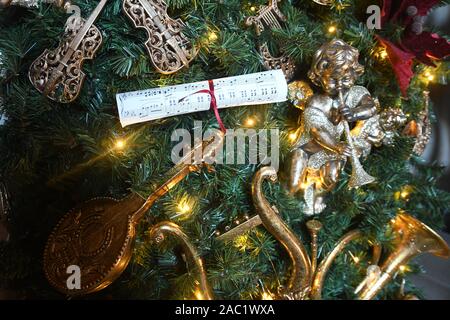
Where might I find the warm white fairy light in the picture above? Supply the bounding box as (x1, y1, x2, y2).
(178, 201, 191, 214)
(115, 139, 126, 150)
(245, 117, 256, 126)
(208, 31, 218, 41)
(289, 132, 298, 142)
(328, 25, 337, 34)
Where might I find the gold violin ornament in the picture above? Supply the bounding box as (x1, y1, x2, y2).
(29, 0, 107, 103)
(44, 133, 223, 296)
(149, 221, 213, 300)
(122, 0, 197, 74)
(250, 166, 449, 300)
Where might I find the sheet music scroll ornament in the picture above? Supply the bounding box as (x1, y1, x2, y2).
(116, 70, 288, 128)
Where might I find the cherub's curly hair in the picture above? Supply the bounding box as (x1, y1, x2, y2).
(308, 39, 364, 87)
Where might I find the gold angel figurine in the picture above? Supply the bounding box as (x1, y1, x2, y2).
(284, 39, 404, 215)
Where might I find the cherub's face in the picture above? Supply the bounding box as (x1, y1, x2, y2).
(319, 67, 357, 96)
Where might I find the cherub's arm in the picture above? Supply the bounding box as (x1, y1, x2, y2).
(351, 95, 377, 120)
(311, 128, 351, 157)
(340, 95, 377, 122)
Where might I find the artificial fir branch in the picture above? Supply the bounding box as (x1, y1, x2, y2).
(0, 0, 449, 299)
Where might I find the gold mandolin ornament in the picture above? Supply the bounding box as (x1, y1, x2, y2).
(28, 0, 107, 103)
(149, 221, 213, 300)
(247, 166, 449, 300)
(122, 0, 198, 74)
(43, 132, 223, 296)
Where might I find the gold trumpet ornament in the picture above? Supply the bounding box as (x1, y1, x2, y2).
(233, 166, 450, 300)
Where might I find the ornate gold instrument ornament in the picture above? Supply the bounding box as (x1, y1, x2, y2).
(244, 0, 286, 36)
(221, 166, 449, 300)
(252, 167, 312, 299)
(122, 0, 197, 74)
(403, 91, 432, 156)
(29, 0, 108, 103)
(44, 133, 223, 296)
(0, 0, 68, 8)
(311, 0, 334, 5)
(338, 90, 376, 189)
(355, 212, 450, 300)
(149, 222, 213, 300)
(244, 0, 295, 81)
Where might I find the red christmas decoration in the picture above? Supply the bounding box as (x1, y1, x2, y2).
(378, 0, 450, 96)
(377, 36, 415, 96)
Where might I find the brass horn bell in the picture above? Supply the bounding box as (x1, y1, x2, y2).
(356, 212, 450, 300)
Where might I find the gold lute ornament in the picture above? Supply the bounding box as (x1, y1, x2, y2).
(44, 133, 223, 296)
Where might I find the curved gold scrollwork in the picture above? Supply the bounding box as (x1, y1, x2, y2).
(251, 166, 312, 299)
(149, 221, 214, 300)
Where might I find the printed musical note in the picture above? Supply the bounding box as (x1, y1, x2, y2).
(115, 70, 288, 127)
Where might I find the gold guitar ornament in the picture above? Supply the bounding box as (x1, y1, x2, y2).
(44, 133, 223, 296)
(29, 0, 107, 103)
(122, 0, 197, 74)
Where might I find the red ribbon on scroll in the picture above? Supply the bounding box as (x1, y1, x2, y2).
(179, 79, 227, 133)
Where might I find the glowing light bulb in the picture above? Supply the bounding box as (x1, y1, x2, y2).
(246, 118, 255, 126)
(115, 139, 125, 150)
(289, 132, 298, 142)
(380, 49, 388, 60)
(194, 289, 204, 300)
(424, 71, 434, 82)
(349, 251, 360, 264)
(328, 25, 337, 33)
(178, 202, 191, 214)
(250, 6, 256, 12)
(399, 265, 407, 272)
(261, 292, 274, 300)
(208, 32, 218, 41)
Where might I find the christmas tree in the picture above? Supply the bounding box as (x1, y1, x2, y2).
(0, 0, 449, 300)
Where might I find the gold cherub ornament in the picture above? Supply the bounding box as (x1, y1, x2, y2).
(284, 39, 404, 215)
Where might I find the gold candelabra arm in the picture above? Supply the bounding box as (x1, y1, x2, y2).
(310, 230, 362, 300)
(149, 221, 214, 300)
